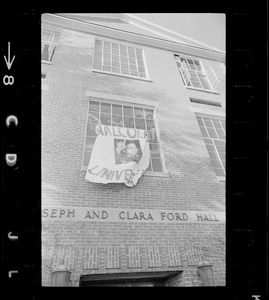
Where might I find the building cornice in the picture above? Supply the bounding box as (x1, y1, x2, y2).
(43, 14, 225, 63)
(121, 13, 225, 53)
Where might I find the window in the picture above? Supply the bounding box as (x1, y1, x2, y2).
(92, 39, 148, 79)
(196, 115, 226, 178)
(83, 99, 164, 173)
(41, 27, 60, 62)
(174, 55, 219, 92)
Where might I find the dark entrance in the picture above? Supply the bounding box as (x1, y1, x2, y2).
(79, 271, 182, 287)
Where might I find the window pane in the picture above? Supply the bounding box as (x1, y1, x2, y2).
(123, 106, 134, 117)
(136, 50, 143, 60)
(200, 127, 209, 138)
(150, 143, 160, 157)
(103, 59, 111, 67)
(100, 103, 110, 113)
(112, 104, 122, 115)
(220, 120, 226, 131)
(206, 144, 215, 152)
(219, 153, 225, 164)
(212, 120, 222, 129)
(121, 69, 129, 75)
(120, 56, 128, 64)
(135, 118, 146, 130)
(134, 107, 144, 118)
(207, 128, 218, 139)
(112, 60, 120, 68)
(194, 60, 202, 71)
(83, 151, 91, 167)
(120, 45, 127, 56)
(145, 109, 154, 119)
(138, 66, 145, 73)
(152, 158, 163, 172)
(112, 43, 119, 50)
(147, 160, 152, 171)
(215, 168, 225, 176)
(112, 68, 120, 73)
(121, 63, 129, 70)
(204, 138, 213, 144)
(42, 29, 52, 40)
(94, 51, 102, 59)
(137, 59, 144, 66)
(124, 117, 134, 128)
(189, 71, 202, 88)
(130, 71, 139, 77)
(42, 45, 50, 61)
(203, 118, 213, 128)
(199, 74, 211, 90)
(95, 44, 102, 52)
(216, 128, 225, 139)
(215, 144, 225, 153)
(139, 73, 146, 78)
(211, 159, 222, 169)
(85, 137, 96, 149)
(87, 122, 98, 137)
(95, 40, 102, 46)
(112, 115, 123, 127)
(93, 63, 102, 70)
(148, 128, 157, 143)
(100, 113, 111, 125)
(129, 57, 136, 65)
(103, 42, 111, 53)
(112, 55, 120, 62)
(128, 51, 136, 59)
(112, 48, 119, 55)
(104, 53, 110, 60)
(130, 64, 138, 71)
(187, 59, 196, 70)
(208, 151, 219, 160)
(88, 112, 99, 123)
(93, 57, 102, 66)
(196, 116, 203, 125)
(102, 66, 111, 72)
(214, 140, 225, 146)
(146, 119, 155, 130)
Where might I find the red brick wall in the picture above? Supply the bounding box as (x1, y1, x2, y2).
(42, 26, 225, 286)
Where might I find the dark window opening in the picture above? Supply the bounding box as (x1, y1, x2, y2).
(80, 271, 182, 287)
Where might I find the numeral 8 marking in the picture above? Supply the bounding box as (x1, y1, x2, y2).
(3, 75, 14, 85)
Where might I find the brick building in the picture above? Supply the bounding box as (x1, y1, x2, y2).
(41, 13, 226, 287)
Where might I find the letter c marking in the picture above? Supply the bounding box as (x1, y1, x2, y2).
(6, 115, 18, 127)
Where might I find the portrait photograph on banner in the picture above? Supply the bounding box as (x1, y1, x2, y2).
(85, 125, 150, 187)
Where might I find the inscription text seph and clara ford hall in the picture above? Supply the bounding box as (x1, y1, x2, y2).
(42, 13, 225, 287)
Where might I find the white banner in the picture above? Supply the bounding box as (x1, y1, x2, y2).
(85, 125, 150, 187)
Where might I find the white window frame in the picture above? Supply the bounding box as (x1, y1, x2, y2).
(81, 92, 168, 177)
(175, 54, 220, 94)
(92, 37, 151, 82)
(195, 112, 226, 182)
(41, 27, 59, 64)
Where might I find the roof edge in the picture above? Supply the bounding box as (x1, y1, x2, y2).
(42, 14, 225, 63)
(122, 13, 225, 54)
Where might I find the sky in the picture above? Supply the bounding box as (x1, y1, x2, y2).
(134, 13, 226, 52)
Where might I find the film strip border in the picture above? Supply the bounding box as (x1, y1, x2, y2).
(1, 6, 267, 300)
(1, 7, 41, 290)
(227, 11, 267, 300)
